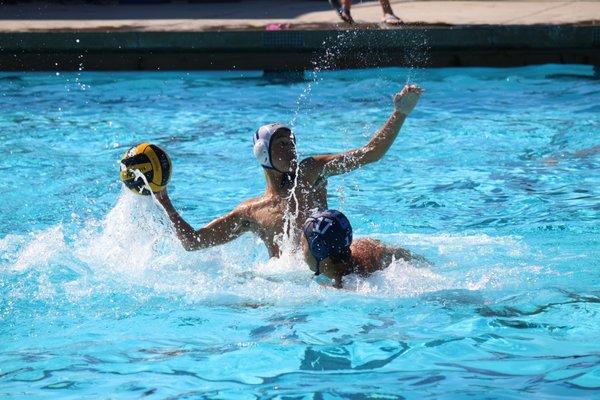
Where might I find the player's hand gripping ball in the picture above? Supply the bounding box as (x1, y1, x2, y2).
(119, 143, 172, 195)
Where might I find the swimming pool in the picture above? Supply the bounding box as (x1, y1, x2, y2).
(0, 65, 598, 398)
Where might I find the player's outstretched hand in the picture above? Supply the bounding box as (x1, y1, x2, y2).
(394, 84, 423, 116)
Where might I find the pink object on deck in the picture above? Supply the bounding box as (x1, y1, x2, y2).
(266, 23, 288, 31)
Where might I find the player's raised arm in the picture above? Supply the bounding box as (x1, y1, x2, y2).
(312, 84, 422, 178)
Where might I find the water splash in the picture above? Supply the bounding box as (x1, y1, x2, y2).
(0, 192, 549, 310)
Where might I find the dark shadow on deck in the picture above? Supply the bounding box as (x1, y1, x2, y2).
(0, 0, 332, 20)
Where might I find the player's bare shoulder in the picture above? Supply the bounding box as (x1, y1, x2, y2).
(236, 196, 265, 216)
(236, 195, 281, 220)
(350, 238, 388, 274)
(299, 156, 327, 186)
(299, 156, 320, 175)
(352, 238, 386, 256)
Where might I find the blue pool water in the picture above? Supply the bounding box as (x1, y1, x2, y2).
(0, 65, 599, 398)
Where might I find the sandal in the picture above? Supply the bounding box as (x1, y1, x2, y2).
(381, 13, 403, 26)
(329, 0, 354, 24)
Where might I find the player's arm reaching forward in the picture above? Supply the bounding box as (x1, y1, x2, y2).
(156, 190, 251, 251)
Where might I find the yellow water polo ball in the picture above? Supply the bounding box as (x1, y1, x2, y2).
(119, 143, 172, 195)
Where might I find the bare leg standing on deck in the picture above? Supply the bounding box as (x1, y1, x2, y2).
(329, 0, 404, 26)
(379, 0, 403, 25)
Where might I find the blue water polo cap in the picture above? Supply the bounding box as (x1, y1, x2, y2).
(253, 123, 294, 171)
(303, 209, 353, 265)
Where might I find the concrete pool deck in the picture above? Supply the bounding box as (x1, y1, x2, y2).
(0, 0, 599, 70)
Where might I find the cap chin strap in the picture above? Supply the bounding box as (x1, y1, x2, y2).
(259, 161, 294, 189)
(262, 163, 287, 175)
(308, 234, 322, 276)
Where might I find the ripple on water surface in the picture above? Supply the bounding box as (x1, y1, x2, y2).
(0, 65, 599, 398)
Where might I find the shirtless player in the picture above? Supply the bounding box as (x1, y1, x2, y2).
(156, 84, 422, 257)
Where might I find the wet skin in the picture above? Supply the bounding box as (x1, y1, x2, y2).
(158, 132, 330, 257)
(302, 235, 413, 289)
(156, 84, 423, 258)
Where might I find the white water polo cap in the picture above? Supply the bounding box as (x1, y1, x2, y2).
(252, 123, 295, 170)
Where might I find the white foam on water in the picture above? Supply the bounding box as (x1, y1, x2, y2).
(372, 232, 528, 257)
(66, 190, 324, 305)
(8, 226, 68, 272)
(72, 190, 177, 277)
(343, 258, 451, 297)
(0, 233, 27, 265)
(0, 190, 546, 306)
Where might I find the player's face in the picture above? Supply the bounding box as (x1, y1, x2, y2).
(271, 132, 297, 173)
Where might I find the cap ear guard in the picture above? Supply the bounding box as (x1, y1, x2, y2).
(253, 137, 272, 169)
